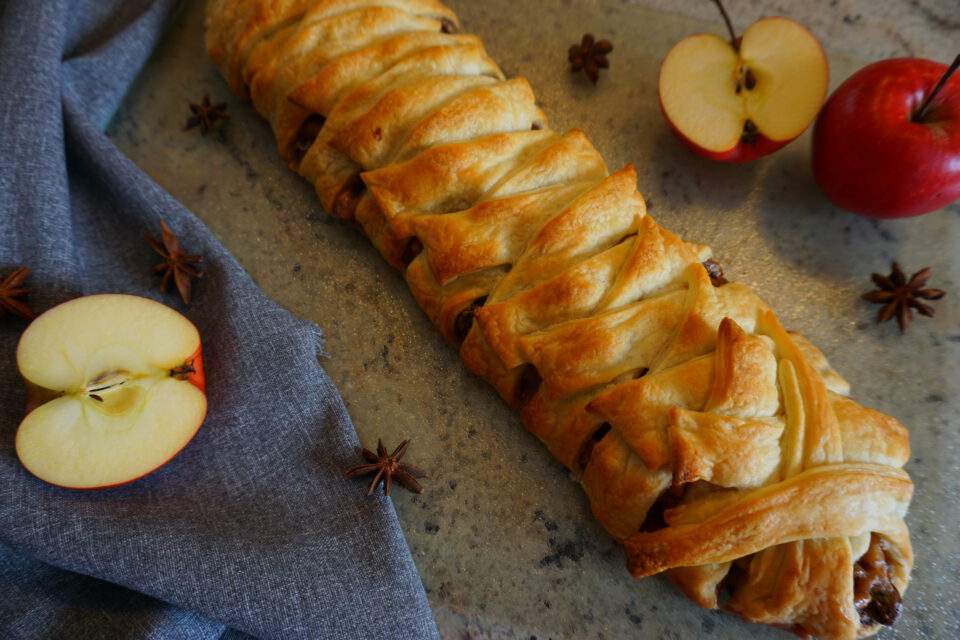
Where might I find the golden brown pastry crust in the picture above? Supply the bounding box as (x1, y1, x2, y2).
(204, 2, 914, 637)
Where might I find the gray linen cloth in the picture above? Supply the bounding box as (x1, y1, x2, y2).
(0, 0, 439, 638)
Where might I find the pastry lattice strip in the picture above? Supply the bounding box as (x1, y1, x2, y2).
(204, 2, 914, 637)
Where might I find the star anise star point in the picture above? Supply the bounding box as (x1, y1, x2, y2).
(344, 439, 428, 496)
(568, 33, 613, 84)
(148, 220, 203, 304)
(861, 262, 945, 332)
(184, 93, 230, 136)
(0, 266, 36, 321)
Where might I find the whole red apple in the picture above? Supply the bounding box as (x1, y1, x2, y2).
(812, 56, 960, 218)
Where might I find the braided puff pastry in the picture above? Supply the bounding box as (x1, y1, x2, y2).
(204, 1, 913, 637)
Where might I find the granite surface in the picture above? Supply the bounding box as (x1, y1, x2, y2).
(107, 0, 959, 638)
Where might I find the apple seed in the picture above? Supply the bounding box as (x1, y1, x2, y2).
(83, 371, 131, 401)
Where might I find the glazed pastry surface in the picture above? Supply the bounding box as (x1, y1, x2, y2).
(204, 2, 914, 637)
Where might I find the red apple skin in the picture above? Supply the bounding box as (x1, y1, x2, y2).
(812, 57, 960, 218)
(658, 95, 792, 162)
(182, 345, 206, 394)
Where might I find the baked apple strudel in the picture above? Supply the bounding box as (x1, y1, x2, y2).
(204, 1, 913, 637)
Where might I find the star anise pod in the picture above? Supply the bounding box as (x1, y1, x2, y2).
(148, 220, 203, 304)
(183, 93, 230, 135)
(568, 33, 613, 84)
(861, 262, 945, 332)
(0, 266, 36, 321)
(344, 439, 428, 496)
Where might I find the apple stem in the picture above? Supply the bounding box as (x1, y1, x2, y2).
(913, 53, 960, 123)
(711, 0, 739, 50)
(741, 119, 759, 145)
(170, 361, 197, 381)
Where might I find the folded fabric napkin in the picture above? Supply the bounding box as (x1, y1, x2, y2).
(0, 0, 439, 637)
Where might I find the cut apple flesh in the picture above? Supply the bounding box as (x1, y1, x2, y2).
(15, 294, 207, 489)
(659, 17, 828, 152)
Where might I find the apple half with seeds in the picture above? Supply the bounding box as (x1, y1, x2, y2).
(659, 15, 829, 162)
(15, 294, 206, 489)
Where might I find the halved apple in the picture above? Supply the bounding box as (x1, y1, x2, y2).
(15, 294, 207, 489)
(658, 16, 828, 162)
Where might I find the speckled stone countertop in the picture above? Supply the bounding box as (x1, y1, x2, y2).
(107, 1, 959, 638)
